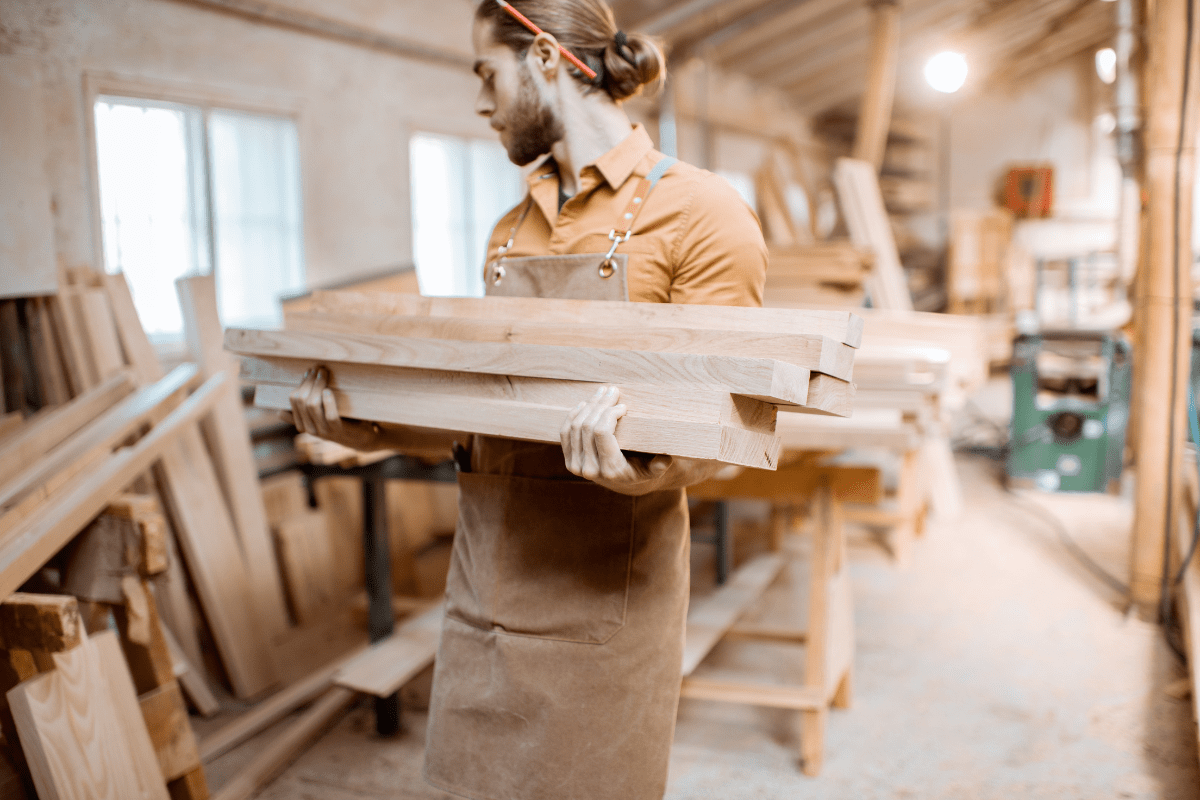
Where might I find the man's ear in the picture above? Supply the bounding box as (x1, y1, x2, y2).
(529, 32, 561, 76)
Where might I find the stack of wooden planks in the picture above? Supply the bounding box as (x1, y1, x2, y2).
(764, 243, 874, 307)
(226, 291, 864, 471)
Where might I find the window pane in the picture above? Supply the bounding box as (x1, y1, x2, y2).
(411, 133, 521, 297)
(208, 110, 305, 329)
(94, 98, 206, 338)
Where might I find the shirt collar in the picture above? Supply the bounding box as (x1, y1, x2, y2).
(523, 124, 656, 194)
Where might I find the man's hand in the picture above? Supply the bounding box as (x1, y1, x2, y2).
(281, 366, 384, 452)
(560, 386, 722, 495)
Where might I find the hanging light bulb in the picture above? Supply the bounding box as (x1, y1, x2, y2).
(925, 51, 968, 94)
(1095, 48, 1117, 84)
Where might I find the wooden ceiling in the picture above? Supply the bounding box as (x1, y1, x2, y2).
(611, 0, 1118, 114)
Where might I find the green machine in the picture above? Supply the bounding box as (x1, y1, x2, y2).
(1007, 331, 1132, 493)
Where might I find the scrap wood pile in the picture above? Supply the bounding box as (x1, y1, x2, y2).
(0, 272, 414, 799)
(226, 291, 864, 471)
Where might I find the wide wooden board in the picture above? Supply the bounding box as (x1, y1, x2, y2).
(335, 603, 443, 697)
(177, 275, 290, 639)
(308, 290, 865, 348)
(253, 383, 783, 470)
(227, 327, 816, 407)
(285, 310, 856, 381)
(8, 631, 169, 800)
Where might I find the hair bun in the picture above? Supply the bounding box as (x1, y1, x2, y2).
(602, 30, 665, 101)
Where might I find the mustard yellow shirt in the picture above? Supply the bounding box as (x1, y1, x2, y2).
(485, 125, 767, 308)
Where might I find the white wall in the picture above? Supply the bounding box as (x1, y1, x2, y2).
(0, 0, 492, 291)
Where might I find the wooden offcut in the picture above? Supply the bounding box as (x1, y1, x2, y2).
(834, 157, 913, 311)
(335, 602, 443, 697)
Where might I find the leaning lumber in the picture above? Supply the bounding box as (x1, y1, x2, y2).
(0, 372, 227, 601)
(0, 364, 199, 515)
(227, 327, 819, 407)
(307, 291, 865, 348)
(177, 276, 290, 639)
(8, 630, 169, 800)
(285, 310, 856, 381)
(682, 554, 785, 677)
(105, 273, 277, 699)
(0, 372, 135, 488)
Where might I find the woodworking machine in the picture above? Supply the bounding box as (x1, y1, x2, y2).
(1007, 330, 1131, 493)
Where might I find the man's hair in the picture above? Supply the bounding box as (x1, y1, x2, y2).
(475, 0, 665, 102)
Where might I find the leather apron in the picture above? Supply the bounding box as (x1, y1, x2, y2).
(424, 159, 690, 800)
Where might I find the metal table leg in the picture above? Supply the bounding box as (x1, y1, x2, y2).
(362, 475, 399, 735)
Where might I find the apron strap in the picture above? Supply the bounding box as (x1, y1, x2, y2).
(601, 156, 677, 271)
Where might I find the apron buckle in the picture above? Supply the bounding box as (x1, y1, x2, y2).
(601, 229, 631, 279)
(492, 263, 506, 285)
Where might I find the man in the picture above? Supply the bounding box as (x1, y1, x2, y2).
(287, 1, 768, 797)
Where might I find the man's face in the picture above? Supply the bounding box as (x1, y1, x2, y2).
(473, 18, 565, 166)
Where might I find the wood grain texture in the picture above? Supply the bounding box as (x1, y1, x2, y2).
(252, 383, 782, 469)
(8, 631, 168, 800)
(307, 290, 865, 348)
(227, 327, 815, 407)
(682, 554, 785, 676)
(176, 275, 290, 640)
(0, 594, 81, 653)
(274, 511, 336, 626)
(241, 356, 778, 434)
(285, 310, 856, 381)
(833, 158, 913, 311)
(688, 462, 882, 506)
(0, 372, 227, 602)
(92, 631, 170, 799)
(0, 364, 197, 515)
(104, 275, 277, 698)
(335, 603, 442, 697)
(138, 682, 200, 782)
(0, 372, 134, 488)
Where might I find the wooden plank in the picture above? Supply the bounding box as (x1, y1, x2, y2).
(8, 631, 168, 800)
(335, 603, 442, 697)
(161, 628, 219, 718)
(285, 310, 856, 381)
(176, 276, 290, 639)
(689, 462, 883, 506)
(137, 682, 201, 782)
(92, 631, 171, 799)
(0, 372, 135, 488)
(682, 554, 785, 677)
(44, 296, 86, 397)
(252, 383, 782, 470)
(26, 299, 70, 408)
(0, 412, 21, 442)
(198, 643, 366, 763)
(72, 289, 125, 383)
(0, 301, 32, 414)
(274, 511, 336, 626)
(852, 0, 900, 171)
(227, 327, 817, 408)
(0, 594, 82, 653)
(55, 288, 99, 391)
(103, 276, 277, 698)
(833, 158, 913, 311)
(679, 678, 824, 710)
(775, 407, 922, 451)
(308, 291, 865, 348)
(207, 687, 355, 800)
(242, 356, 778, 434)
(0, 364, 198, 515)
(0, 372, 228, 601)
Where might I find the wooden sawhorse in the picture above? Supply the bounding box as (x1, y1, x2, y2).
(682, 456, 881, 775)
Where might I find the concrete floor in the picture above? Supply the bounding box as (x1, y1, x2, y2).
(217, 454, 1200, 800)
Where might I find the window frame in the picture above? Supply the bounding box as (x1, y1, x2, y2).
(83, 71, 305, 353)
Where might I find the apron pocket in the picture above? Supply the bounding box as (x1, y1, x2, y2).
(447, 472, 635, 644)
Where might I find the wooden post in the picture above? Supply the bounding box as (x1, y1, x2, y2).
(852, 0, 901, 172)
(1129, 0, 1200, 612)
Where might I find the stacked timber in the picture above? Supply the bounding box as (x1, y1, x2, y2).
(226, 291, 863, 471)
(765, 243, 873, 307)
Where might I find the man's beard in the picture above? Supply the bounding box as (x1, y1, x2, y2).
(502, 64, 564, 166)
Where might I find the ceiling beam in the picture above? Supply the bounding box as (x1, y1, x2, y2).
(728, 4, 869, 79)
(706, 0, 848, 63)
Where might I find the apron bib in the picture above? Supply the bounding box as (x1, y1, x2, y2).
(424, 158, 688, 800)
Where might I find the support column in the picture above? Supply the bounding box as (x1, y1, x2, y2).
(1130, 0, 1199, 612)
(852, 0, 901, 172)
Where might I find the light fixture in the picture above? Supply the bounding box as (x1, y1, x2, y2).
(1095, 47, 1117, 84)
(925, 51, 968, 94)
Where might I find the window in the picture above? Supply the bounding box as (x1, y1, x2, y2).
(94, 97, 304, 339)
(410, 133, 523, 297)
